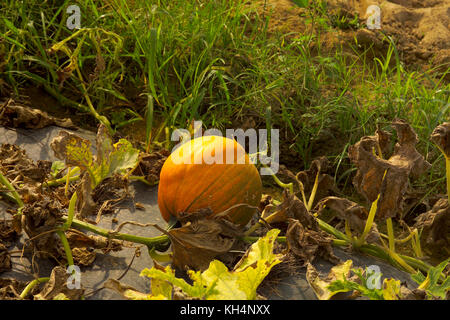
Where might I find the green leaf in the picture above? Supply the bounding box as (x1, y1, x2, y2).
(107, 139, 140, 177)
(50, 160, 66, 178)
(412, 258, 450, 300)
(141, 265, 208, 299)
(52, 125, 139, 188)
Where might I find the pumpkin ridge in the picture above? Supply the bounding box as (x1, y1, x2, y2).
(211, 167, 261, 223)
(183, 163, 235, 213)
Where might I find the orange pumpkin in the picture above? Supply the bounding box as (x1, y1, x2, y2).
(157, 135, 262, 226)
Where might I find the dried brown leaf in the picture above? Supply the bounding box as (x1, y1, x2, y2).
(34, 266, 84, 300)
(0, 144, 48, 185)
(348, 119, 431, 221)
(0, 101, 74, 129)
(315, 196, 369, 235)
(66, 230, 122, 253)
(0, 220, 19, 247)
(75, 173, 97, 218)
(71, 247, 96, 266)
(21, 196, 63, 259)
(414, 198, 450, 254)
(168, 210, 242, 271)
(135, 150, 170, 185)
(431, 122, 450, 157)
(277, 190, 317, 229)
(0, 278, 28, 300)
(0, 243, 11, 273)
(296, 156, 338, 207)
(286, 219, 340, 266)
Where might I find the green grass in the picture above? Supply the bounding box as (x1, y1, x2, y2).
(0, 0, 449, 194)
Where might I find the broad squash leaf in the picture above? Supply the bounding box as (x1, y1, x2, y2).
(113, 229, 283, 300)
(411, 258, 450, 300)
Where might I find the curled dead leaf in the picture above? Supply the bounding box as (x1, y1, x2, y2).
(0, 100, 74, 129)
(348, 119, 431, 220)
(21, 196, 63, 259)
(0, 144, 49, 185)
(296, 156, 338, 207)
(315, 196, 368, 234)
(135, 150, 171, 185)
(167, 209, 242, 271)
(414, 198, 450, 255)
(277, 190, 317, 229)
(34, 266, 84, 300)
(0, 243, 11, 273)
(0, 278, 29, 300)
(66, 230, 122, 253)
(286, 219, 340, 266)
(71, 247, 96, 267)
(430, 122, 450, 158)
(75, 173, 97, 218)
(0, 220, 19, 247)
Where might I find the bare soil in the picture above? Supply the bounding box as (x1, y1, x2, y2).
(256, 0, 450, 75)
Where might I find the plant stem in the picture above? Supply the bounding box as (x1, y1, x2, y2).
(306, 170, 320, 211)
(386, 217, 395, 252)
(20, 277, 50, 299)
(56, 230, 74, 267)
(357, 194, 380, 246)
(45, 171, 80, 187)
(61, 192, 77, 231)
(0, 172, 24, 209)
(264, 164, 294, 194)
(65, 217, 170, 251)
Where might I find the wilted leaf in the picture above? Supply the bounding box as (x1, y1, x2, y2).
(135, 150, 171, 185)
(0, 144, 49, 184)
(50, 130, 94, 172)
(348, 119, 431, 220)
(104, 279, 166, 300)
(75, 173, 97, 218)
(306, 260, 354, 300)
(0, 100, 74, 129)
(100, 138, 139, 180)
(22, 196, 64, 259)
(431, 122, 450, 158)
(286, 219, 340, 266)
(71, 247, 96, 266)
(414, 198, 450, 254)
(34, 266, 84, 300)
(167, 211, 241, 271)
(66, 230, 122, 253)
(296, 157, 338, 207)
(382, 278, 401, 300)
(139, 229, 283, 300)
(315, 196, 369, 234)
(0, 243, 11, 273)
(51, 125, 139, 188)
(277, 191, 317, 229)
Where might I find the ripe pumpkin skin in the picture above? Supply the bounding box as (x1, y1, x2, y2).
(157, 135, 262, 226)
